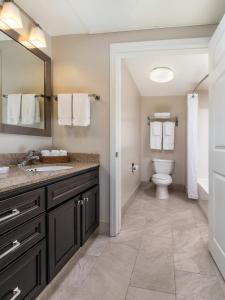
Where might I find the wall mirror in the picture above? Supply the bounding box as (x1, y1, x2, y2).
(0, 29, 51, 136)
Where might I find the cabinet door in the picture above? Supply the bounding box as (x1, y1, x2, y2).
(48, 197, 81, 280)
(82, 186, 99, 245)
(0, 240, 46, 300)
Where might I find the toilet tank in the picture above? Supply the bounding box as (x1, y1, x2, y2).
(152, 159, 175, 174)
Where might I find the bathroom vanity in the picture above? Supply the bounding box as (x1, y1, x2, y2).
(0, 163, 99, 299)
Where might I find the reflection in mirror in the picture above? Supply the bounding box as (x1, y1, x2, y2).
(0, 31, 45, 129)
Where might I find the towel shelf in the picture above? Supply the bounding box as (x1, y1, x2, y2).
(2, 94, 100, 101)
(147, 116, 178, 127)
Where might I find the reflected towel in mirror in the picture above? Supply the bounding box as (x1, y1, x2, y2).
(21, 94, 40, 125)
(6, 94, 21, 125)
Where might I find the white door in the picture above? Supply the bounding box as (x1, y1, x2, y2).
(209, 14, 225, 278)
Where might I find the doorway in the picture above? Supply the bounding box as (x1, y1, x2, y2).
(110, 37, 209, 237)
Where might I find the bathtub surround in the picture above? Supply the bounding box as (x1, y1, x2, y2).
(141, 95, 187, 188)
(121, 62, 141, 209)
(198, 181, 209, 219)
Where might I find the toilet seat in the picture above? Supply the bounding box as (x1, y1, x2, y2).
(152, 173, 172, 186)
(152, 173, 171, 181)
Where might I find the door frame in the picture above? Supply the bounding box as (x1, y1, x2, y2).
(110, 37, 210, 236)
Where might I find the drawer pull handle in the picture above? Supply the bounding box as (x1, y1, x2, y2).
(10, 287, 21, 300)
(0, 240, 21, 259)
(0, 209, 20, 223)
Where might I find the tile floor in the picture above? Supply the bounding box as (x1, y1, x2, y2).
(38, 185, 225, 300)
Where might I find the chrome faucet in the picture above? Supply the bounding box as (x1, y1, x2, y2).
(18, 150, 40, 167)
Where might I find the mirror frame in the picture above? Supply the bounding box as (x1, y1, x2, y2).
(0, 28, 52, 137)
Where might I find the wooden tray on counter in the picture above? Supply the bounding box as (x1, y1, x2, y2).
(40, 156, 70, 164)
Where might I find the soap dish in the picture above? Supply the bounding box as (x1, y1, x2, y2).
(0, 166, 10, 174)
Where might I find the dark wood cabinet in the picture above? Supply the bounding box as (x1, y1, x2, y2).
(0, 166, 99, 299)
(0, 215, 45, 271)
(0, 240, 46, 300)
(47, 169, 99, 209)
(0, 188, 45, 236)
(82, 186, 99, 245)
(48, 196, 81, 280)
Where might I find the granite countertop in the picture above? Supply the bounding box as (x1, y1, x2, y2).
(0, 162, 99, 194)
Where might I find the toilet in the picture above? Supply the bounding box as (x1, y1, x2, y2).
(151, 159, 175, 199)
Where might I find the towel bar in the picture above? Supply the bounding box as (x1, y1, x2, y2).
(2, 94, 100, 101)
(2, 94, 51, 100)
(53, 94, 100, 101)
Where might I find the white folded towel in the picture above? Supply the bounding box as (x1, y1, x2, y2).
(72, 93, 90, 126)
(21, 94, 39, 125)
(150, 121, 162, 150)
(153, 112, 171, 119)
(163, 122, 175, 150)
(58, 94, 72, 126)
(6, 94, 21, 125)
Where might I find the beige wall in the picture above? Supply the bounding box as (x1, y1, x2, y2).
(198, 90, 209, 179)
(52, 25, 215, 225)
(141, 96, 187, 186)
(121, 62, 141, 208)
(0, 9, 52, 153)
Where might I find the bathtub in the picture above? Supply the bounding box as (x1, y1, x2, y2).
(198, 177, 208, 218)
(198, 178, 209, 200)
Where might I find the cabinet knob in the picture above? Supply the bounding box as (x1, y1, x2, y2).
(86, 197, 89, 202)
(77, 200, 81, 206)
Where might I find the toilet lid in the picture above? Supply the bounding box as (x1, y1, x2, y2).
(152, 173, 171, 181)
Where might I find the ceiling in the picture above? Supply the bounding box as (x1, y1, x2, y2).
(125, 53, 209, 96)
(15, 0, 225, 36)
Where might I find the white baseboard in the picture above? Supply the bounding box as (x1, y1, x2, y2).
(122, 183, 141, 216)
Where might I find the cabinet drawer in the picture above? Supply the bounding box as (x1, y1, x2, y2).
(0, 240, 46, 300)
(0, 188, 45, 236)
(47, 169, 98, 209)
(0, 214, 45, 271)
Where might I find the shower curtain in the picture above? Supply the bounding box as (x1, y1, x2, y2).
(187, 93, 199, 199)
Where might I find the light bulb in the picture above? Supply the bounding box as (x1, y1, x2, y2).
(0, 1, 23, 29)
(29, 25, 47, 48)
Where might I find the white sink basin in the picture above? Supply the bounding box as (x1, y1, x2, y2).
(27, 166, 73, 172)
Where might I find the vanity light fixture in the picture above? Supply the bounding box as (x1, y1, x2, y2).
(0, 0, 23, 29)
(29, 25, 47, 48)
(150, 67, 174, 83)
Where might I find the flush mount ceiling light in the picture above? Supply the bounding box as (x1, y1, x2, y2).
(29, 25, 47, 48)
(0, 1, 23, 29)
(150, 67, 174, 83)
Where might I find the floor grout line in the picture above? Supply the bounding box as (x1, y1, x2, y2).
(124, 230, 144, 299)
